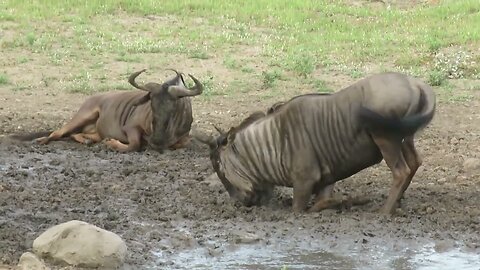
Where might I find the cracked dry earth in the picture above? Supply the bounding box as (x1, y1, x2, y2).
(0, 87, 480, 270)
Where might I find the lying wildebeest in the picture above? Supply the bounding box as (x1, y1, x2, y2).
(12, 69, 203, 152)
(195, 72, 436, 215)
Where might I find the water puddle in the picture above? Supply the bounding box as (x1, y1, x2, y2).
(411, 244, 480, 270)
(151, 234, 480, 270)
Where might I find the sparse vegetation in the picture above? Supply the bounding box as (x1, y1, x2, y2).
(311, 79, 333, 93)
(0, 73, 9, 85)
(0, 0, 479, 101)
(262, 69, 282, 89)
(428, 69, 447, 86)
(116, 53, 142, 63)
(66, 71, 94, 94)
(288, 52, 316, 78)
(223, 56, 239, 70)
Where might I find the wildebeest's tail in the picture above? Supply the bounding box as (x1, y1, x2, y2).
(359, 86, 436, 137)
(9, 131, 51, 141)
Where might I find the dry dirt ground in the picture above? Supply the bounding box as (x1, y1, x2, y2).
(1, 77, 480, 269)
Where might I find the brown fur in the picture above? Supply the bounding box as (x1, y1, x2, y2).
(197, 72, 436, 215)
(11, 69, 203, 152)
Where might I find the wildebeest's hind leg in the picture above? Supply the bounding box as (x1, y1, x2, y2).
(371, 134, 411, 215)
(397, 136, 422, 205)
(70, 132, 102, 145)
(36, 106, 100, 145)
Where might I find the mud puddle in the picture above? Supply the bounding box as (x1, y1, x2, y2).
(152, 231, 480, 270)
(1, 137, 480, 269)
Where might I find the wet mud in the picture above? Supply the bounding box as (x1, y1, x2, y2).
(1, 98, 480, 269)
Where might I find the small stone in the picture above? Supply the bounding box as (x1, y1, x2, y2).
(203, 173, 222, 187)
(450, 137, 459, 145)
(437, 177, 447, 184)
(233, 231, 261, 244)
(463, 158, 480, 172)
(17, 252, 50, 270)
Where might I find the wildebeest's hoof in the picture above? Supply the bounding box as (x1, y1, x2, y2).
(35, 137, 49, 145)
(379, 206, 395, 215)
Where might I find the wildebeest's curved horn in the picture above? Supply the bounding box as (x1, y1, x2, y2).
(168, 74, 203, 98)
(213, 125, 225, 135)
(164, 68, 186, 86)
(128, 69, 150, 92)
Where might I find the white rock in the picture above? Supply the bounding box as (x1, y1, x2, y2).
(463, 158, 480, 172)
(33, 220, 127, 269)
(203, 173, 222, 187)
(17, 252, 50, 270)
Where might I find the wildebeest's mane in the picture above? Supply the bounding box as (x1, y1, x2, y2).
(226, 111, 266, 142)
(285, 92, 332, 103)
(268, 92, 332, 114)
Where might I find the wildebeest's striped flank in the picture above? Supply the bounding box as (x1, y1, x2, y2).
(196, 72, 436, 215)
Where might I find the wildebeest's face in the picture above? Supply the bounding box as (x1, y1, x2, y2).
(194, 112, 271, 206)
(206, 132, 264, 206)
(128, 69, 203, 151)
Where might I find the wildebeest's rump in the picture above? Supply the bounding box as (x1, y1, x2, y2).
(195, 72, 436, 215)
(11, 69, 203, 153)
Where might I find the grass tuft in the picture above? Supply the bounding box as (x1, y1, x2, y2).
(262, 69, 282, 89)
(0, 73, 10, 85)
(428, 69, 446, 86)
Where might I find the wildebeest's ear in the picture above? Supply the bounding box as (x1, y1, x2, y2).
(191, 129, 216, 148)
(226, 127, 236, 144)
(163, 69, 184, 86)
(132, 93, 151, 106)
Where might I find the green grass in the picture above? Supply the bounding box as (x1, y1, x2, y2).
(262, 69, 283, 89)
(0, 73, 10, 85)
(115, 53, 142, 63)
(1, 0, 479, 99)
(311, 79, 333, 93)
(438, 82, 474, 103)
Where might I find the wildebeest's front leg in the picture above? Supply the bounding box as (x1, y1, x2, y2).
(309, 184, 343, 212)
(372, 134, 411, 215)
(169, 134, 191, 150)
(291, 149, 321, 212)
(104, 126, 143, 152)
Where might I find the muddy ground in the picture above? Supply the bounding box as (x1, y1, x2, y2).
(1, 82, 480, 269)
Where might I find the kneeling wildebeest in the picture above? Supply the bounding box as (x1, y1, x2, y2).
(12, 69, 203, 152)
(195, 72, 436, 215)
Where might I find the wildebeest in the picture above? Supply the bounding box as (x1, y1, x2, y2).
(12, 69, 203, 152)
(195, 72, 436, 215)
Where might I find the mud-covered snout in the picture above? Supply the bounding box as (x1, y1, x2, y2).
(228, 185, 273, 207)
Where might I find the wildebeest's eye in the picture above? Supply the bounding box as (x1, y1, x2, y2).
(217, 135, 228, 147)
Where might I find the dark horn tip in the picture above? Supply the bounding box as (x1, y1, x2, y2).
(165, 68, 181, 75)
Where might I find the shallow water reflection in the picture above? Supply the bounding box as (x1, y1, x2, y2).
(153, 239, 480, 270)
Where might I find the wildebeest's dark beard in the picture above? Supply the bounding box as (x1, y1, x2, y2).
(147, 115, 172, 151)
